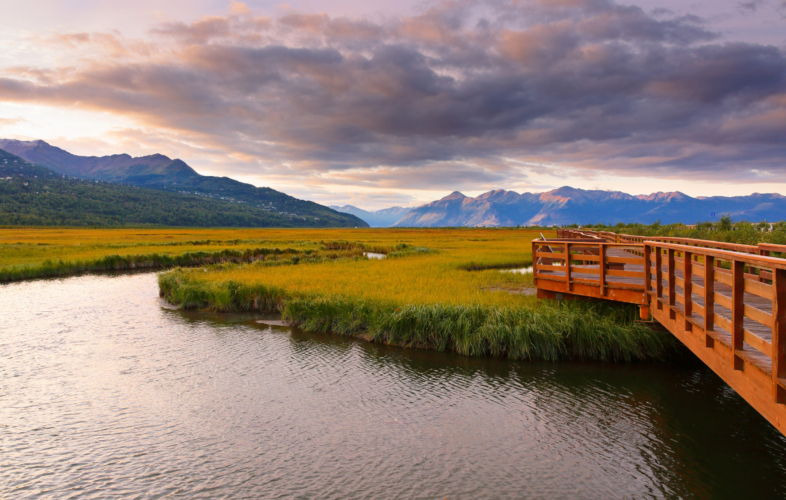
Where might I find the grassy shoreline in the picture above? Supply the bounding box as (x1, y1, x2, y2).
(158, 267, 677, 362)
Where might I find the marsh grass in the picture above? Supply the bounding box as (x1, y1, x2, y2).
(158, 267, 677, 362)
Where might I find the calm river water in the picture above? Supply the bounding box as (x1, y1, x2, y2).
(2, 273, 786, 499)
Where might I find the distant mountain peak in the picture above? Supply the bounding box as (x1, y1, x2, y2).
(443, 191, 467, 200)
(329, 204, 413, 227)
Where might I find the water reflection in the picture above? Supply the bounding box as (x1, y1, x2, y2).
(364, 252, 386, 259)
(1, 273, 785, 499)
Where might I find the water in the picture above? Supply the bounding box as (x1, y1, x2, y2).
(364, 252, 386, 259)
(2, 273, 786, 499)
(501, 266, 533, 274)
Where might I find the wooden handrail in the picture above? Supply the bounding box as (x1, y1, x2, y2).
(645, 241, 786, 271)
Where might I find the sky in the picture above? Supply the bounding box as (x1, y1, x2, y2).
(1, 0, 785, 210)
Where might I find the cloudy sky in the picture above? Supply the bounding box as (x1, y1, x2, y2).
(1, 0, 785, 209)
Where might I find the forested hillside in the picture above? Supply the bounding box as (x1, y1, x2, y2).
(0, 150, 366, 227)
(0, 139, 366, 226)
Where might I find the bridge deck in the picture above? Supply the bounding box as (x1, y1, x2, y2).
(534, 230, 786, 437)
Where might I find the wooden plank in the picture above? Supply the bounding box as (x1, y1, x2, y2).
(773, 268, 786, 403)
(745, 278, 773, 300)
(535, 251, 566, 260)
(693, 301, 705, 319)
(534, 272, 564, 282)
(744, 329, 773, 358)
(745, 271, 762, 282)
(535, 264, 566, 272)
(733, 260, 745, 369)
(716, 269, 732, 287)
(714, 292, 732, 310)
(572, 267, 601, 275)
(715, 313, 733, 333)
(606, 269, 645, 278)
(760, 243, 786, 254)
(744, 304, 774, 328)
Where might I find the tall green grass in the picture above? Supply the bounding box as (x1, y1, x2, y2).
(159, 269, 676, 362)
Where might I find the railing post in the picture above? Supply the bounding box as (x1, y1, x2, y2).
(565, 242, 571, 292)
(684, 251, 693, 328)
(599, 243, 606, 297)
(668, 248, 676, 308)
(643, 244, 651, 293)
(656, 247, 663, 300)
(732, 260, 744, 370)
(705, 256, 715, 335)
(772, 268, 786, 403)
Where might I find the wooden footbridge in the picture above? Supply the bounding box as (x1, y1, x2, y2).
(533, 229, 786, 436)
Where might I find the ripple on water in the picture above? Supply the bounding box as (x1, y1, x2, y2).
(1, 273, 786, 499)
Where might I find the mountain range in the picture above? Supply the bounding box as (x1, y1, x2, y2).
(3, 139, 783, 228)
(389, 188, 786, 227)
(0, 139, 367, 228)
(329, 205, 412, 227)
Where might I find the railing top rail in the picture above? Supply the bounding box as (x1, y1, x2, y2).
(759, 243, 786, 253)
(533, 239, 644, 248)
(536, 238, 608, 243)
(575, 230, 760, 254)
(641, 236, 758, 253)
(645, 240, 786, 270)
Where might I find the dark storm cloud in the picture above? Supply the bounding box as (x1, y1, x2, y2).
(2, 0, 786, 184)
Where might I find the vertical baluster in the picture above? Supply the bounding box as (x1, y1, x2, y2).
(565, 242, 571, 292)
(656, 247, 663, 300)
(772, 268, 786, 403)
(599, 244, 606, 297)
(668, 248, 676, 307)
(643, 244, 651, 294)
(732, 260, 744, 370)
(705, 256, 715, 334)
(684, 251, 693, 329)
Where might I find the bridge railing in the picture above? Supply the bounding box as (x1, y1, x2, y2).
(644, 241, 786, 403)
(532, 238, 646, 297)
(544, 229, 786, 428)
(559, 228, 786, 258)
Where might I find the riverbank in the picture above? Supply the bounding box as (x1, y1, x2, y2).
(158, 239, 677, 362)
(160, 271, 674, 361)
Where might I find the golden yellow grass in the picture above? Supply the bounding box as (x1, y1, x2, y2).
(0, 227, 545, 306)
(157, 228, 675, 361)
(163, 228, 544, 307)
